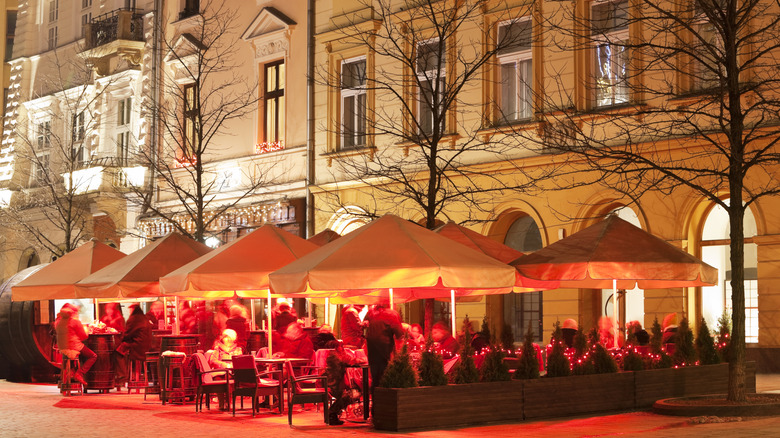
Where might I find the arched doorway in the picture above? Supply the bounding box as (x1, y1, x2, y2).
(328, 206, 369, 235)
(17, 248, 40, 271)
(503, 215, 544, 342)
(700, 201, 758, 343)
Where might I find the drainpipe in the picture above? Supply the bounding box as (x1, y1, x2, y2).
(146, 0, 163, 217)
(305, 0, 315, 238)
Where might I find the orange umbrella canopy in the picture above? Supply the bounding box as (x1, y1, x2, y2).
(160, 225, 320, 298)
(75, 233, 212, 299)
(511, 216, 718, 289)
(11, 241, 126, 301)
(269, 214, 517, 300)
(307, 228, 341, 246)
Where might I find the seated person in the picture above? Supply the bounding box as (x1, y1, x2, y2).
(325, 342, 363, 425)
(598, 316, 623, 349)
(312, 324, 338, 350)
(274, 322, 314, 360)
(662, 313, 678, 345)
(561, 318, 578, 348)
(209, 329, 242, 369)
(626, 320, 650, 346)
(470, 332, 490, 353)
(273, 300, 298, 335)
(225, 305, 249, 351)
(431, 322, 459, 359)
(406, 323, 425, 351)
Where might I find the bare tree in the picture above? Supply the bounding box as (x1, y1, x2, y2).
(133, 0, 268, 243)
(317, 0, 550, 230)
(514, 0, 780, 401)
(0, 51, 119, 259)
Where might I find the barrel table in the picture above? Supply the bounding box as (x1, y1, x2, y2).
(159, 334, 198, 404)
(246, 330, 267, 354)
(84, 333, 120, 394)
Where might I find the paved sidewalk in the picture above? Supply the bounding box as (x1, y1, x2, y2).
(1, 374, 780, 437)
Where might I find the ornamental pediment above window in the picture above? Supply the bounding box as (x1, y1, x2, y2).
(242, 7, 296, 60)
(164, 33, 207, 84)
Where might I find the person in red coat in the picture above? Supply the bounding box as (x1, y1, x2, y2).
(431, 322, 459, 359)
(340, 304, 365, 349)
(54, 303, 97, 386)
(274, 322, 314, 360)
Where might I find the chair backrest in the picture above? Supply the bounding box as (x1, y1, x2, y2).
(231, 355, 258, 387)
(284, 360, 302, 393)
(313, 349, 334, 369)
(193, 352, 215, 384)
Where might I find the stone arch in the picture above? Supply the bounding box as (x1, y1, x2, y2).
(327, 206, 370, 235)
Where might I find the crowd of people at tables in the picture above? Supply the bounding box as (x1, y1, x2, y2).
(56, 297, 680, 425)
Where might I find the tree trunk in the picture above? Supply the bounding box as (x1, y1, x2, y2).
(727, 194, 746, 402)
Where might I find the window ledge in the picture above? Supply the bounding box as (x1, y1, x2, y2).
(322, 145, 377, 166)
(478, 119, 541, 140)
(395, 133, 462, 152)
(575, 102, 649, 122)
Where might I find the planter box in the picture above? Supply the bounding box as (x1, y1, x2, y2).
(523, 372, 635, 420)
(372, 362, 756, 431)
(634, 362, 756, 407)
(373, 380, 523, 431)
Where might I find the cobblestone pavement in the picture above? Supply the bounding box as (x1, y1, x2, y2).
(1, 374, 780, 438)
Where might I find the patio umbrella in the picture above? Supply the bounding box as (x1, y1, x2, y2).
(434, 221, 558, 292)
(511, 215, 718, 334)
(269, 214, 519, 335)
(307, 228, 341, 246)
(159, 225, 320, 355)
(75, 233, 212, 300)
(11, 240, 126, 301)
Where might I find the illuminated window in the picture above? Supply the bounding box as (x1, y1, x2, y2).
(417, 39, 445, 135)
(498, 18, 533, 122)
(264, 60, 285, 143)
(341, 57, 366, 149)
(592, 0, 629, 107)
(504, 215, 544, 343)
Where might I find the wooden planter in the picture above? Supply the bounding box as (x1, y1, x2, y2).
(372, 362, 756, 431)
(372, 380, 523, 431)
(523, 372, 635, 420)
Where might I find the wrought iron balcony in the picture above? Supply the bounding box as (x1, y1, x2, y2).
(82, 8, 145, 75)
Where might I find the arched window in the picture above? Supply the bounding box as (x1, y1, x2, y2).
(504, 215, 543, 342)
(18, 248, 40, 271)
(328, 206, 369, 236)
(701, 201, 758, 343)
(601, 207, 644, 325)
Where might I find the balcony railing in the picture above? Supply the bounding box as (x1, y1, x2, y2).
(85, 8, 144, 50)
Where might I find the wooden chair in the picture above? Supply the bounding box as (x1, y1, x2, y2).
(192, 352, 231, 412)
(231, 355, 283, 417)
(284, 359, 328, 426)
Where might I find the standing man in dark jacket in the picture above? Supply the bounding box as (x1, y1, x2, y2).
(365, 303, 403, 392)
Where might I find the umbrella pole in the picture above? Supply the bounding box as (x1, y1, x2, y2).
(174, 296, 180, 335)
(267, 291, 273, 357)
(93, 298, 98, 322)
(325, 298, 330, 327)
(306, 298, 312, 327)
(250, 298, 256, 330)
(389, 288, 394, 311)
(451, 290, 456, 339)
(613, 279, 618, 348)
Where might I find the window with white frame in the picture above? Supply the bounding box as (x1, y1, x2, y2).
(72, 112, 85, 142)
(416, 39, 446, 135)
(48, 0, 59, 23)
(47, 26, 58, 50)
(117, 97, 132, 166)
(37, 121, 51, 149)
(591, 0, 629, 107)
(497, 18, 533, 122)
(31, 152, 50, 186)
(263, 60, 285, 144)
(691, 1, 724, 91)
(340, 57, 367, 149)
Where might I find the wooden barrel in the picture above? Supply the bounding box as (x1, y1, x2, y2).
(0, 266, 59, 382)
(85, 333, 118, 391)
(246, 330, 267, 353)
(159, 335, 197, 391)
